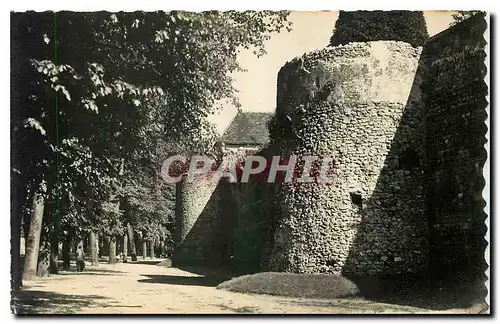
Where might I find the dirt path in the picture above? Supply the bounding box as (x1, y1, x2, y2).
(12, 262, 486, 314)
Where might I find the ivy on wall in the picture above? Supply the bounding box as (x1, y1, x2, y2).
(330, 11, 429, 47)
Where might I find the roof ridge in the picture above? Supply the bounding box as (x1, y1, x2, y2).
(221, 111, 273, 146)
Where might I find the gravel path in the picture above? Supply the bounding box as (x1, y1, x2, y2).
(12, 262, 486, 314)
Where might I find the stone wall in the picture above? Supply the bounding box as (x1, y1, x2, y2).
(421, 14, 488, 278)
(172, 172, 230, 267)
(172, 150, 272, 272)
(173, 15, 488, 279)
(229, 180, 277, 275)
(267, 41, 428, 276)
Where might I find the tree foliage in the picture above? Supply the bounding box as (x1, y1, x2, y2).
(11, 11, 291, 259)
(329, 11, 428, 47)
(450, 11, 485, 26)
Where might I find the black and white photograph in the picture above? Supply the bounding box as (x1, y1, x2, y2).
(9, 6, 490, 315)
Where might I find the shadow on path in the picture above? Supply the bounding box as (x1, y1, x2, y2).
(350, 275, 488, 311)
(57, 268, 127, 277)
(137, 274, 228, 287)
(11, 290, 110, 314)
(128, 260, 163, 266)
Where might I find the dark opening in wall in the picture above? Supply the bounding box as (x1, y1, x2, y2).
(398, 149, 420, 170)
(326, 259, 337, 267)
(317, 80, 336, 101)
(350, 192, 363, 208)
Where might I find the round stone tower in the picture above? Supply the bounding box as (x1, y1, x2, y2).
(267, 41, 429, 276)
(173, 172, 223, 266)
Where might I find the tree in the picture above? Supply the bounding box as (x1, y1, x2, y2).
(89, 230, 99, 266)
(450, 11, 484, 26)
(11, 10, 291, 284)
(330, 11, 428, 47)
(126, 224, 137, 261)
(21, 182, 46, 281)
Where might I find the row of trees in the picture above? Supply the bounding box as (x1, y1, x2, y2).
(11, 11, 291, 290)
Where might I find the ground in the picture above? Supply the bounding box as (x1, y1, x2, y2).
(12, 261, 488, 314)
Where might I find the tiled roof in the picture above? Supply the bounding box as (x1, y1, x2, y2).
(221, 111, 273, 146)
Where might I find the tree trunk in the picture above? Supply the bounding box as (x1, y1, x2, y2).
(96, 234, 100, 258)
(10, 170, 27, 291)
(142, 240, 147, 260)
(50, 199, 61, 274)
(10, 194, 22, 291)
(36, 240, 50, 277)
(117, 236, 121, 255)
(76, 238, 85, 271)
(109, 236, 117, 264)
(62, 236, 71, 270)
(98, 235, 104, 257)
(159, 240, 164, 258)
(127, 224, 137, 261)
(150, 239, 155, 259)
(22, 183, 46, 281)
(49, 235, 59, 274)
(76, 239, 84, 257)
(123, 234, 128, 263)
(70, 239, 76, 258)
(108, 197, 120, 264)
(89, 231, 99, 266)
(23, 212, 30, 250)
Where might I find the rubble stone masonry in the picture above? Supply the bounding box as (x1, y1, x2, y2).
(268, 41, 428, 275)
(173, 15, 488, 278)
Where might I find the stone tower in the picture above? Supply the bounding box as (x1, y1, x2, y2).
(268, 41, 428, 275)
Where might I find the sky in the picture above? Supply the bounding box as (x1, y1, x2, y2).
(209, 11, 458, 134)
